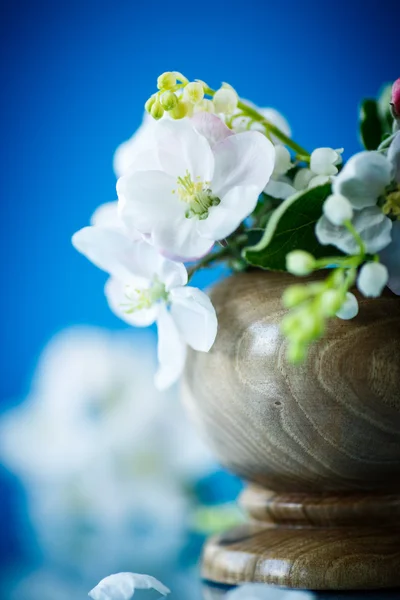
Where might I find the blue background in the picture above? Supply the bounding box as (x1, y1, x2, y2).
(0, 0, 398, 574)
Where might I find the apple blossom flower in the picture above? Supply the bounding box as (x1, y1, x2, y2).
(310, 147, 343, 177)
(357, 262, 389, 297)
(117, 113, 275, 260)
(231, 101, 291, 145)
(89, 573, 170, 599)
(226, 583, 313, 599)
(72, 226, 217, 389)
(316, 206, 392, 255)
(114, 113, 156, 178)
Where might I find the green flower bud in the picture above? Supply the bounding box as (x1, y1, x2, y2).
(157, 71, 176, 91)
(169, 100, 190, 120)
(151, 101, 164, 120)
(145, 96, 156, 113)
(282, 284, 310, 308)
(160, 91, 178, 111)
(320, 289, 344, 316)
(184, 81, 205, 105)
(286, 251, 316, 276)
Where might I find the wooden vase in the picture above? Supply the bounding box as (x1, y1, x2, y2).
(181, 271, 400, 591)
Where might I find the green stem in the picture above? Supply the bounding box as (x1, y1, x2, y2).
(344, 220, 366, 257)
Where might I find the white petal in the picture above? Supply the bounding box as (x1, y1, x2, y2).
(72, 226, 149, 281)
(265, 179, 296, 200)
(90, 201, 122, 230)
(388, 131, 400, 183)
(212, 131, 275, 198)
(336, 292, 359, 320)
(89, 572, 170, 600)
(155, 305, 187, 390)
(152, 117, 214, 181)
(190, 113, 233, 147)
(113, 113, 156, 177)
(153, 214, 214, 262)
(308, 174, 333, 188)
(333, 151, 392, 209)
(118, 169, 184, 234)
(323, 193, 353, 226)
(105, 278, 159, 327)
(170, 286, 218, 352)
(316, 207, 393, 255)
(197, 185, 260, 240)
(293, 168, 314, 190)
(357, 262, 388, 297)
(310, 147, 341, 176)
(272, 145, 292, 176)
(380, 220, 400, 295)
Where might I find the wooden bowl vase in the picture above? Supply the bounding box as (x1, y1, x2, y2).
(182, 271, 400, 591)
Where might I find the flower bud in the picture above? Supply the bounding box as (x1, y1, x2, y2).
(157, 71, 176, 91)
(320, 289, 344, 316)
(169, 100, 190, 120)
(150, 101, 164, 120)
(392, 78, 400, 118)
(145, 96, 156, 113)
(213, 86, 238, 115)
(310, 147, 343, 176)
(286, 251, 316, 276)
(184, 81, 205, 105)
(160, 91, 178, 111)
(193, 99, 215, 114)
(357, 262, 389, 298)
(282, 284, 310, 308)
(323, 193, 353, 226)
(336, 292, 359, 320)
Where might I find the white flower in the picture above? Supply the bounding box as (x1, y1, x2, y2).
(226, 583, 313, 599)
(293, 167, 314, 191)
(332, 151, 393, 209)
(272, 145, 292, 177)
(357, 262, 389, 297)
(336, 292, 359, 320)
(387, 131, 400, 183)
(72, 226, 217, 389)
(310, 147, 343, 176)
(231, 101, 291, 145)
(380, 220, 400, 295)
(316, 206, 392, 255)
(117, 114, 274, 260)
(89, 573, 170, 599)
(323, 193, 353, 226)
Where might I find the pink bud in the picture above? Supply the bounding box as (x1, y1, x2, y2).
(392, 78, 400, 117)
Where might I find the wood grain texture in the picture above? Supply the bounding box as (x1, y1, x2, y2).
(181, 271, 400, 589)
(182, 271, 400, 493)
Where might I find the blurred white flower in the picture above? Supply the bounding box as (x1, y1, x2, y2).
(380, 220, 400, 295)
(117, 114, 274, 260)
(231, 102, 291, 145)
(89, 572, 170, 599)
(316, 206, 392, 255)
(113, 113, 156, 178)
(72, 226, 217, 389)
(0, 327, 215, 579)
(226, 583, 313, 599)
(310, 147, 343, 176)
(332, 151, 393, 210)
(264, 146, 296, 200)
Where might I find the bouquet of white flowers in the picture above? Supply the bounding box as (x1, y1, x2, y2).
(73, 72, 400, 388)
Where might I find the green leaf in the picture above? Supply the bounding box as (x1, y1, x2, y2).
(243, 184, 339, 271)
(359, 99, 384, 150)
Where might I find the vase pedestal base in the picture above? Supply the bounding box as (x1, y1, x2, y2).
(201, 487, 400, 590)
